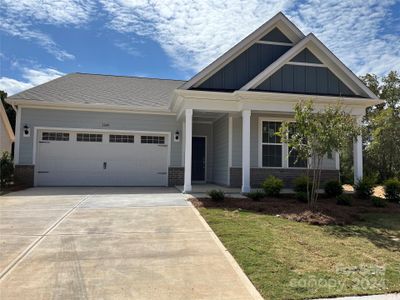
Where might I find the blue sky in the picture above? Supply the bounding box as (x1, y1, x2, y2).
(1, 0, 399, 95)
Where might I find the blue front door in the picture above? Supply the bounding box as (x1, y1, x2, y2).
(192, 137, 206, 181)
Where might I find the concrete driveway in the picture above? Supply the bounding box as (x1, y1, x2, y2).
(0, 187, 261, 300)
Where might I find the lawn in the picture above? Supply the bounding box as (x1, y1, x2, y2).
(197, 205, 400, 299)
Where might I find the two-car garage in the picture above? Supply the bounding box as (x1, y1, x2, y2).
(35, 129, 169, 186)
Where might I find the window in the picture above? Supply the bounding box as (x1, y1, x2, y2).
(261, 121, 282, 167)
(288, 123, 307, 168)
(141, 136, 165, 144)
(77, 133, 103, 142)
(109, 135, 134, 143)
(42, 132, 69, 141)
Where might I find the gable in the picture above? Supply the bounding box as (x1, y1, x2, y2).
(195, 42, 291, 91)
(253, 64, 355, 96)
(291, 48, 321, 64)
(260, 27, 292, 43)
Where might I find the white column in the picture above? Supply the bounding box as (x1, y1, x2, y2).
(242, 110, 251, 193)
(183, 109, 193, 192)
(353, 135, 363, 183)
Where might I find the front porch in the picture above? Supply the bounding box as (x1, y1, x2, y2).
(179, 108, 363, 193)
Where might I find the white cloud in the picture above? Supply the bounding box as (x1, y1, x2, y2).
(99, 0, 399, 76)
(0, 68, 65, 96)
(1, 0, 94, 61)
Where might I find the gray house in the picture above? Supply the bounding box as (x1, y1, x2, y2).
(7, 13, 380, 192)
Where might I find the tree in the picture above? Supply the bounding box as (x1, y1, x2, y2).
(279, 100, 360, 209)
(0, 90, 16, 131)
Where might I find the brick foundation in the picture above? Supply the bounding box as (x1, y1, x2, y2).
(14, 165, 35, 187)
(168, 167, 184, 187)
(230, 167, 339, 188)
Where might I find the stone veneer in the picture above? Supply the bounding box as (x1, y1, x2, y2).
(14, 165, 35, 187)
(168, 167, 184, 187)
(230, 167, 339, 188)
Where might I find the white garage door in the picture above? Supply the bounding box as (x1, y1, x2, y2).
(36, 130, 169, 186)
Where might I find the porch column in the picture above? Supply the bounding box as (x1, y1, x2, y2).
(184, 109, 193, 192)
(353, 116, 363, 183)
(242, 110, 251, 193)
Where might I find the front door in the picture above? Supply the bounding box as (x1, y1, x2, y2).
(192, 137, 206, 182)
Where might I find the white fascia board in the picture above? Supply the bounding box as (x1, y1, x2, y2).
(241, 34, 379, 100)
(179, 12, 305, 90)
(8, 99, 176, 116)
(0, 102, 15, 141)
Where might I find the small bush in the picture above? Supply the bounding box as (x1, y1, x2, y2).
(355, 177, 375, 199)
(262, 176, 283, 197)
(295, 191, 308, 203)
(336, 194, 352, 206)
(0, 152, 14, 189)
(207, 189, 225, 201)
(293, 176, 312, 193)
(383, 178, 400, 203)
(371, 196, 387, 208)
(324, 180, 343, 197)
(245, 190, 265, 201)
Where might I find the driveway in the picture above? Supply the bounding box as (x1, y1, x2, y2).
(0, 187, 261, 300)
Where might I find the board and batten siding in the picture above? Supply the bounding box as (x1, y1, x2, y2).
(212, 115, 229, 185)
(193, 123, 213, 181)
(231, 113, 337, 169)
(18, 108, 182, 166)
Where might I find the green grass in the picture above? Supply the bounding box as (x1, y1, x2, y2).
(199, 208, 400, 300)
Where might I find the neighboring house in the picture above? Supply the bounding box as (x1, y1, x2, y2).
(7, 13, 380, 191)
(0, 101, 15, 154)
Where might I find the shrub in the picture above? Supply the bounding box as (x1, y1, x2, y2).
(207, 189, 225, 201)
(0, 152, 14, 189)
(293, 176, 312, 193)
(355, 177, 375, 199)
(295, 191, 308, 203)
(245, 190, 265, 201)
(371, 196, 387, 208)
(336, 194, 352, 206)
(383, 178, 400, 203)
(324, 180, 343, 197)
(261, 176, 283, 197)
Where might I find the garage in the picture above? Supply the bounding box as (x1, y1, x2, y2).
(35, 129, 169, 186)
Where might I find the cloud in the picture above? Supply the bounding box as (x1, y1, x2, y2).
(99, 0, 398, 76)
(0, 68, 65, 96)
(0, 0, 94, 61)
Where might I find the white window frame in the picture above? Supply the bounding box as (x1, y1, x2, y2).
(258, 117, 308, 169)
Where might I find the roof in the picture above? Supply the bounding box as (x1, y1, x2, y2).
(8, 73, 186, 109)
(0, 101, 15, 141)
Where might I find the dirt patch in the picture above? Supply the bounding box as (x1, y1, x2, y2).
(190, 195, 400, 226)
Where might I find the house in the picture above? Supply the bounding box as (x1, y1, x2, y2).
(7, 13, 380, 192)
(0, 101, 15, 154)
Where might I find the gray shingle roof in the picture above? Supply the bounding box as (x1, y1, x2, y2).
(9, 73, 186, 108)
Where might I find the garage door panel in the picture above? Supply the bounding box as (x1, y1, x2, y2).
(36, 130, 169, 186)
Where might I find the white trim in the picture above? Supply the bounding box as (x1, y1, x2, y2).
(192, 135, 207, 183)
(180, 12, 304, 90)
(14, 106, 21, 164)
(32, 126, 171, 187)
(255, 41, 293, 46)
(184, 109, 193, 192)
(242, 110, 251, 193)
(228, 116, 233, 185)
(8, 100, 175, 116)
(286, 61, 325, 67)
(241, 34, 378, 99)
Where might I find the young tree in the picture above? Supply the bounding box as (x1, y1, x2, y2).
(279, 100, 361, 209)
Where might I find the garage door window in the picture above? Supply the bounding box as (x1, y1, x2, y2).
(42, 132, 69, 141)
(77, 133, 103, 142)
(109, 135, 135, 143)
(141, 136, 165, 144)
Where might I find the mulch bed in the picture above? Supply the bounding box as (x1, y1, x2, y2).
(190, 195, 400, 226)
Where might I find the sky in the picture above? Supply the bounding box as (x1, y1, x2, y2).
(0, 0, 399, 96)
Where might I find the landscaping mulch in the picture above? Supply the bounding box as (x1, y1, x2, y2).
(190, 195, 400, 226)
